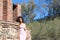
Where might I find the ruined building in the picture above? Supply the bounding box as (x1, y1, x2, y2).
(0, 0, 31, 40)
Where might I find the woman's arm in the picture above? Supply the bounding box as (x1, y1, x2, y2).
(14, 25, 20, 30)
(17, 26, 20, 30)
(24, 25, 28, 38)
(24, 24, 27, 30)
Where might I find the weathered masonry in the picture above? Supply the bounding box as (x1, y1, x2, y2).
(0, 0, 31, 40)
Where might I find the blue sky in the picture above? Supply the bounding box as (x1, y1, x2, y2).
(12, 0, 29, 4)
(12, 0, 48, 19)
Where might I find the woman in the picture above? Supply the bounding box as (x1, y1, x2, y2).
(16, 16, 27, 40)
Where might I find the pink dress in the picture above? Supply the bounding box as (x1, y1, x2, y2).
(19, 24, 26, 40)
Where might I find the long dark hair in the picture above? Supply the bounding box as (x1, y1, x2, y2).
(16, 16, 24, 23)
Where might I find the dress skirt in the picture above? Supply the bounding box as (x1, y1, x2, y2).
(20, 29, 26, 40)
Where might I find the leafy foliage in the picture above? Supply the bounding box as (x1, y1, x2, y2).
(21, 0, 36, 23)
(27, 19, 60, 40)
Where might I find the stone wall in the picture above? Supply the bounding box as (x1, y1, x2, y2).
(0, 0, 31, 40)
(0, 21, 31, 40)
(0, 21, 19, 40)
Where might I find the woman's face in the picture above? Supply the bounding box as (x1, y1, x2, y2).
(19, 18, 23, 23)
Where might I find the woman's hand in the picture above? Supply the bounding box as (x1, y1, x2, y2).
(25, 30, 29, 40)
(14, 26, 20, 30)
(17, 27, 20, 30)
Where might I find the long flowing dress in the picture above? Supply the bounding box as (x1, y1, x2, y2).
(19, 23, 27, 40)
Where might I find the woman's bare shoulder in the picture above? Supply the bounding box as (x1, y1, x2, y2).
(22, 23, 26, 26)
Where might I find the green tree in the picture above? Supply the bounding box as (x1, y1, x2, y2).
(53, 0, 60, 18)
(38, 0, 60, 21)
(21, 0, 36, 23)
(47, 0, 60, 19)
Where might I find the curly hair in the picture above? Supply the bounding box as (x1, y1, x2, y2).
(16, 16, 24, 23)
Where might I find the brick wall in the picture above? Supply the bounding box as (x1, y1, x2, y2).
(0, 0, 3, 20)
(0, 0, 21, 22)
(3, 0, 13, 22)
(13, 4, 21, 22)
(3, 0, 7, 21)
(16, 4, 21, 16)
(7, 0, 13, 22)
